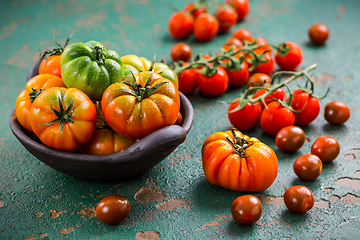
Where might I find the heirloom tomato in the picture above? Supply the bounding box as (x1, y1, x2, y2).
(193, 14, 219, 42)
(284, 185, 314, 213)
(308, 23, 329, 45)
(60, 41, 124, 101)
(225, 0, 250, 21)
(39, 54, 62, 78)
(324, 100, 350, 125)
(168, 11, 194, 39)
(15, 74, 66, 132)
(197, 66, 228, 97)
(214, 4, 238, 33)
(289, 89, 320, 125)
(30, 87, 97, 151)
(178, 63, 198, 95)
(231, 195, 262, 225)
(96, 195, 131, 225)
(311, 136, 340, 163)
(293, 154, 322, 181)
(228, 98, 262, 130)
(202, 129, 278, 192)
(102, 71, 180, 139)
(275, 42, 303, 71)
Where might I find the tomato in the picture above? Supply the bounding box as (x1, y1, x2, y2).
(311, 136, 340, 163)
(275, 42, 303, 71)
(214, 4, 238, 33)
(96, 195, 130, 225)
(39, 54, 62, 78)
(15, 74, 66, 132)
(202, 129, 278, 192)
(223, 37, 243, 48)
(260, 101, 295, 136)
(289, 89, 320, 126)
(175, 112, 183, 126)
(152, 62, 179, 88)
(170, 43, 192, 62)
(231, 28, 253, 43)
(324, 100, 350, 125)
(60, 41, 124, 101)
(168, 11, 194, 39)
(284, 185, 314, 214)
(183, 3, 207, 19)
(225, 0, 250, 21)
(231, 195, 262, 225)
(248, 37, 272, 52)
(293, 154, 323, 181)
(193, 14, 219, 42)
(178, 63, 198, 95)
(247, 73, 271, 88)
(228, 99, 262, 130)
(197, 66, 228, 97)
(253, 86, 286, 109)
(247, 48, 275, 76)
(308, 23, 329, 45)
(102, 71, 180, 139)
(275, 126, 305, 152)
(30, 87, 97, 151)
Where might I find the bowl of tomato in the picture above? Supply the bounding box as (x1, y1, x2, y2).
(10, 59, 194, 181)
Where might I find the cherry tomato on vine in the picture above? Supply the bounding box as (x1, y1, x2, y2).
(284, 185, 314, 213)
(96, 195, 131, 225)
(193, 14, 219, 42)
(289, 89, 320, 126)
(324, 100, 350, 125)
(253, 86, 286, 109)
(168, 11, 194, 39)
(231, 28, 253, 43)
(225, 0, 250, 21)
(231, 195, 262, 225)
(293, 154, 323, 181)
(248, 37, 272, 52)
(275, 42, 303, 71)
(223, 37, 243, 48)
(260, 101, 295, 136)
(170, 43, 192, 62)
(197, 66, 228, 97)
(228, 98, 262, 130)
(311, 136, 340, 163)
(275, 126, 306, 153)
(247, 48, 275, 76)
(177, 62, 198, 95)
(39, 54, 62, 77)
(183, 3, 207, 19)
(247, 73, 271, 88)
(308, 23, 329, 45)
(214, 4, 238, 33)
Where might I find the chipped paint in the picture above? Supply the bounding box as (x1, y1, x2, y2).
(0, 201, 3, 207)
(195, 215, 227, 232)
(255, 195, 285, 207)
(314, 199, 330, 208)
(328, 195, 340, 201)
(344, 153, 355, 161)
(335, 177, 360, 190)
(49, 209, 66, 218)
(351, 148, 360, 154)
(344, 76, 352, 81)
(34, 212, 42, 217)
(59, 228, 74, 234)
(355, 170, 360, 178)
(135, 230, 160, 240)
(156, 197, 190, 211)
(324, 188, 334, 194)
(342, 193, 360, 204)
(76, 207, 96, 218)
(134, 187, 167, 202)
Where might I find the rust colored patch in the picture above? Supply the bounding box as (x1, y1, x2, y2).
(134, 187, 167, 202)
(319, 73, 335, 81)
(156, 197, 190, 211)
(6, 58, 14, 65)
(59, 228, 74, 234)
(355, 170, 360, 178)
(324, 188, 334, 194)
(344, 76, 352, 81)
(314, 199, 330, 208)
(0, 22, 18, 39)
(25, 235, 37, 240)
(342, 193, 360, 204)
(255, 195, 285, 207)
(344, 153, 355, 161)
(49, 209, 66, 218)
(75, 11, 107, 27)
(0, 201, 3, 207)
(34, 212, 43, 217)
(338, 6, 346, 12)
(335, 177, 360, 190)
(40, 233, 47, 238)
(329, 195, 340, 201)
(195, 215, 226, 232)
(76, 207, 96, 218)
(351, 148, 360, 154)
(135, 230, 160, 240)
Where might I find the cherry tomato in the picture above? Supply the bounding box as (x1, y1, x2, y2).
(197, 66, 228, 97)
(168, 12, 194, 39)
(178, 63, 198, 95)
(275, 42, 303, 71)
(311, 136, 340, 163)
(96, 195, 131, 225)
(231, 195, 262, 225)
(214, 4, 238, 33)
(324, 101, 350, 125)
(193, 14, 219, 42)
(225, 0, 250, 21)
(183, 3, 207, 19)
(223, 37, 243, 48)
(284, 185, 314, 213)
(170, 43, 192, 62)
(247, 73, 271, 88)
(308, 23, 329, 45)
(231, 28, 253, 43)
(247, 48, 275, 76)
(228, 98, 262, 130)
(248, 37, 272, 52)
(293, 154, 323, 181)
(275, 126, 306, 153)
(260, 101, 295, 136)
(289, 89, 320, 126)
(253, 86, 286, 109)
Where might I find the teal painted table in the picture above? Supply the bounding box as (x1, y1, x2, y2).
(1, 0, 360, 239)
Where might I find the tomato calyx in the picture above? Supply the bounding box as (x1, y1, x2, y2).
(271, 43, 292, 57)
(39, 33, 73, 61)
(29, 88, 45, 103)
(226, 129, 253, 158)
(91, 45, 107, 65)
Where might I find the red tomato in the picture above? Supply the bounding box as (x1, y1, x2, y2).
(96, 195, 131, 225)
(275, 126, 306, 152)
(214, 4, 238, 33)
(39, 54, 62, 78)
(308, 23, 329, 45)
(253, 86, 286, 109)
(231, 195, 262, 225)
(247, 48, 275, 76)
(293, 154, 323, 180)
(223, 37, 243, 48)
(248, 37, 272, 52)
(168, 12, 194, 39)
(225, 0, 250, 21)
(178, 63, 198, 95)
(260, 101, 295, 136)
(324, 101, 350, 125)
(197, 66, 228, 97)
(247, 73, 271, 88)
(231, 28, 253, 43)
(193, 14, 219, 42)
(228, 98, 262, 130)
(275, 42, 303, 71)
(183, 3, 207, 19)
(170, 43, 192, 62)
(284, 185, 314, 213)
(311, 136, 340, 162)
(289, 89, 320, 126)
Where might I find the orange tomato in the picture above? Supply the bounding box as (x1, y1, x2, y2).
(39, 54, 62, 78)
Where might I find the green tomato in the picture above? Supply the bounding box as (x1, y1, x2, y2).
(60, 41, 124, 101)
(153, 62, 178, 88)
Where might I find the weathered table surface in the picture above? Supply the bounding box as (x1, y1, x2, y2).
(1, 0, 360, 239)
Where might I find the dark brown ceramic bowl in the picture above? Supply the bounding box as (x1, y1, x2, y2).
(9, 60, 194, 181)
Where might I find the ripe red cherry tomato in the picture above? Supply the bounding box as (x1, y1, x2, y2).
(214, 4, 238, 33)
(170, 43, 192, 62)
(223, 37, 243, 48)
(253, 86, 286, 109)
(275, 42, 303, 71)
(231, 195, 262, 225)
(284, 185, 314, 213)
(260, 101, 295, 136)
(231, 28, 253, 43)
(197, 66, 229, 97)
(177, 63, 198, 95)
(275, 126, 306, 153)
(311, 136, 340, 162)
(183, 3, 207, 19)
(193, 14, 219, 42)
(293, 154, 323, 180)
(96, 195, 131, 225)
(247, 73, 271, 88)
(248, 37, 272, 52)
(168, 12, 194, 39)
(324, 100, 350, 125)
(247, 48, 275, 76)
(228, 98, 262, 130)
(308, 23, 329, 45)
(225, 0, 250, 21)
(289, 89, 320, 126)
